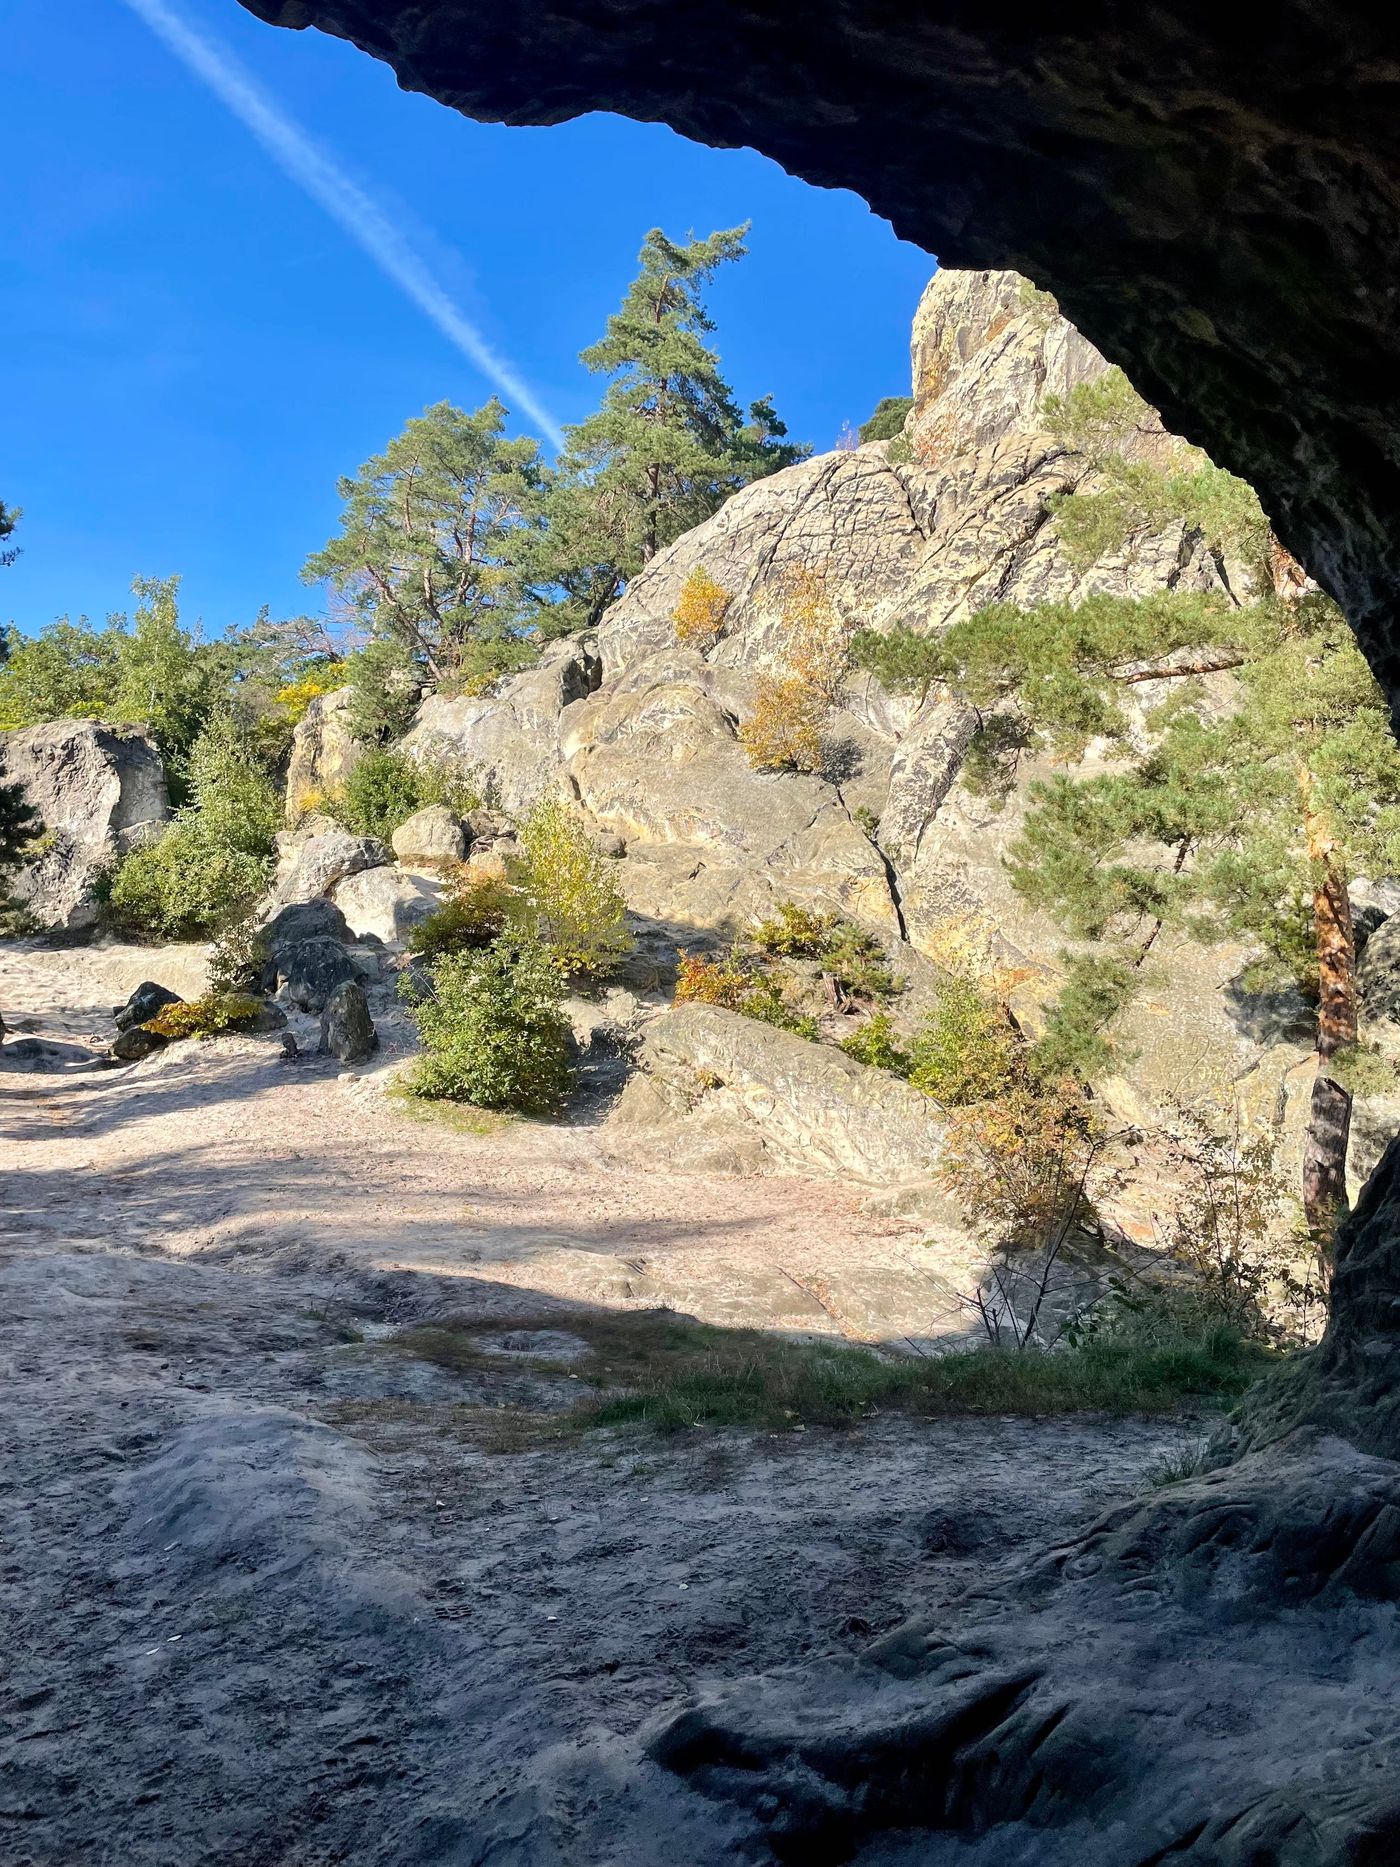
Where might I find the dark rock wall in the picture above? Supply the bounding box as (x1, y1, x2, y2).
(240, 0, 1400, 704)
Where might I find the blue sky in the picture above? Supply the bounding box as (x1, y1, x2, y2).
(2, 0, 936, 639)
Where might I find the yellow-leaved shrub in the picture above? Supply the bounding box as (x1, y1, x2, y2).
(673, 567, 731, 652)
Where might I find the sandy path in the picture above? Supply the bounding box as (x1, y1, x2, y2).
(1, 943, 1195, 1865)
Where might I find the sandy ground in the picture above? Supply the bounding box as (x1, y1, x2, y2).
(2, 942, 1197, 1866)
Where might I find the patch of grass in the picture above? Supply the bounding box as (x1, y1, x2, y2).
(385, 1080, 513, 1136)
(384, 1308, 1272, 1438)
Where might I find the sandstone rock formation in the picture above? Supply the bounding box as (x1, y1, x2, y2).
(386, 269, 1321, 1158)
(329, 863, 445, 946)
(1, 720, 169, 931)
(283, 687, 362, 822)
(240, 0, 1400, 713)
(389, 804, 466, 866)
(610, 1002, 952, 1190)
(269, 825, 389, 910)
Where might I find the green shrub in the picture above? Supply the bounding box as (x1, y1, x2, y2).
(408, 873, 518, 963)
(752, 900, 900, 998)
(1029, 950, 1138, 1082)
(907, 973, 1018, 1105)
(405, 934, 573, 1114)
(328, 747, 481, 843)
(107, 715, 280, 939)
(186, 714, 281, 856)
(109, 824, 272, 940)
(442, 630, 540, 699)
(207, 913, 270, 994)
(840, 1011, 912, 1073)
(519, 798, 631, 978)
(144, 992, 268, 1040)
(857, 396, 914, 444)
(739, 979, 821, 1042)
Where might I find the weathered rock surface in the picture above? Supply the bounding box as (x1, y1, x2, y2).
(389, 804, 465, 866)
(2, 720, 169, 931)
(403, 636, 601, 815)
(113, 982, 182, 1032)
(374, 270, 1308, 1147)
(270, 936, 356, 1013)
(317, 978, 377, 1062)
(283, 688, 362, 822)
(258, 896, 352, 950)
(610, 1003, 951, 1194)
(270, 828, 389, 909)
(329, 864, 445, 946)
(110, 1025, 168, 1063)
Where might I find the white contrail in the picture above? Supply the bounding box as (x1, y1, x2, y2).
(120, 0, 566, 451)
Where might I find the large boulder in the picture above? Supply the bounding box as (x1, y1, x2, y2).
(609, 1002, 951, 1191)
(402, 636, 602, 815)
(270, 936, 356, 1012)
(113, 981, 182, 1032)
(259, 897, 352, 950)
(283, 688, 363, 823)
(1, 720, 169, 931)
(270, 828, 389, 909)
(330, 865, 446, 946)
(390, 805, 466, 867)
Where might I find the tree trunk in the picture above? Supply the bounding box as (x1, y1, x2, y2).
(1302, 856, 1357, 1249)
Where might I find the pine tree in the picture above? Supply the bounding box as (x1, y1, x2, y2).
(535, 227, 807, 633)
(942, 585, 1400, 1247)
(0, 499, 19, 569)
(304, 398, 546, 689)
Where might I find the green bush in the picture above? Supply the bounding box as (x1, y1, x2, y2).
(519, 798, 632, 978)
(907, 974, 1018, 1105)
(144, 992, 268, 1040)
(107, 715, 279, 938)
(330, 747, 480, 843)
(1029, 950, 1137, 1082)
(857, 396, 914, 444)
(405, 934, 573, 1114)
(207, 913, 270, 994)
(108, 823, 271, 939)
(840, 1011, 912, 1073)
(408, 874, 518, 963)
(186, 713, 282, 855)
(752, 900, 900, 998)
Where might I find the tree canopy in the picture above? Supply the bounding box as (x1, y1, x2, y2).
(303, 397, 546, 695)
(529, 226, 807, 633)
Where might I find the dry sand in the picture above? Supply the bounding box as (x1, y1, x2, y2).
(2, 940, 1194, 1865)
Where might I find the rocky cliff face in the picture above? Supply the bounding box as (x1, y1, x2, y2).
(398, 268, 1335, 1172)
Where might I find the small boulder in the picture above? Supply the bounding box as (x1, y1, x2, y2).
(110, 1025, 168, 1063)
(594, 830, 627, 859)
(114, 981, 183, 1032)
(391, 805, 466, 867)
(272, 828, 390, 908)
(260, 897, 352, 949)
(318, 980, 377, 1064)
(272, 937, 357, 1013)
